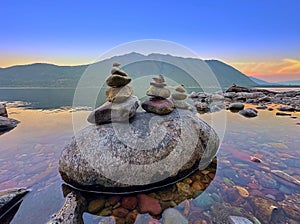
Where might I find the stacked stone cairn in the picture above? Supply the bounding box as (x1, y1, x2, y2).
(141, 75, 174, 115)
(87, 63, 139, 124)
(171, 84, 192, 110)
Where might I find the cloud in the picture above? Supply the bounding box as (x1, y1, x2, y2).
(231, 58, 300, 76)
(277, 58, 300, 74)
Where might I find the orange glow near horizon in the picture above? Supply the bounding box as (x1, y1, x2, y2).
(1, 54, 300, 83)
(231, 58, 300, 82)
(0, 54, 93, 68)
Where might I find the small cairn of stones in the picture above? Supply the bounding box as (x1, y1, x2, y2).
(87, 63, 139, 125)
(0, 103, 8, 117)
(142, 75, 174, 115)
(171, 85, 192, 110)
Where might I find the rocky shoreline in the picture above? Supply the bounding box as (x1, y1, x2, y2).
(190, 85, 300, 117)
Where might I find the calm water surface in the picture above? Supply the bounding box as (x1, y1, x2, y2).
(0, 96, 300, 223)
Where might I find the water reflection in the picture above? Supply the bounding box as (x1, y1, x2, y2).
(1, 106, 299, 224)
(50, 159, 217, 224)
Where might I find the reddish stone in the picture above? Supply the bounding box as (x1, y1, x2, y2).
(121, 196, 137, 210)
(250, 156, 261, 163)
(141, 98, 174, 115)
(108, 195, 121, 206)
(137, 194, 162, 216)
(112, 207, 129, 218)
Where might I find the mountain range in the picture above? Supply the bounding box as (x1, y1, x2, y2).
(249, 76, 300, 86)
(0, 52, 260, 90)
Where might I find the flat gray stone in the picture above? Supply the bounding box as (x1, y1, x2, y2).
(87, 96, 139, 125)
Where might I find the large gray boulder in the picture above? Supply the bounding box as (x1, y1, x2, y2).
(59, 109, 219, 193)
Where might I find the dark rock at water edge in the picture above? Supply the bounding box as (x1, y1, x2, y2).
(239, 108, 258, 118)
(59, 109, 220, 192)
(0, 116, 20, 133)
(142, 98, 174, 115)
(228, 103, 244, 111)
(0, 188, 30, 223)
(276, 112, 291, 116)
(87, 96, 139, 125)
(277, 106, 295, 112)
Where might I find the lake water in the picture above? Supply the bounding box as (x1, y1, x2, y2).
(0, 88, 300, 223)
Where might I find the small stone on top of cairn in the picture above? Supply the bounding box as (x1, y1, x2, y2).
(142, 75, 174, 115)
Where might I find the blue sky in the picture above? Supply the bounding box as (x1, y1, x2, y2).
(1, 0, 299, 81)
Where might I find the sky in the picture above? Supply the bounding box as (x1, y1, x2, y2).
(1, 0, 299, 82)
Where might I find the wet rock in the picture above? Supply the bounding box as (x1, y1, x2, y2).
(106, 74, 131, 87)
(228, 216, 253, 224)
(250, 156, 261, 163)
(249, 197, 279, 224)
(191, 180, 206, 191)
(48, 191, 87, 224)
(137, 194, 162, 216)
(87, 96, 139, 125)
(276, 112, 291, 116)
(108, 196, 121, 206)
(163, 208, 188, 224)
(279, 193, 300, 221)
(189, 92, 200, 98)
(60, 109, 220, 192)
(239, 108, 258, 118)
(125, 209, 139, 223)
(234, 186, 249, 198)
(98, 207, 112, 216)
(271, 170, 300, 188)
(211, 94, 224, 101)
(176, 182, 192, 196)
(258, 96, 271, 102)
(142, 98, 174, 115)
(88, 198, 105, 213)
(0, 116, 19, 132)
(192, 193, 216, 208)
(106, 86, 133, 103)
(277, 106, 295, 112)
(0, 103, 8, 117)
(222, 187, 240, 203)
(112, 207, 129, 218)
(255, 171, 278, 189)
(0, 188, 30, 223)
(256, 105, 267, 110)
(121, 196, 137, 210)
(195, 102, 209, 112)
(229, 103, 244, 111)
